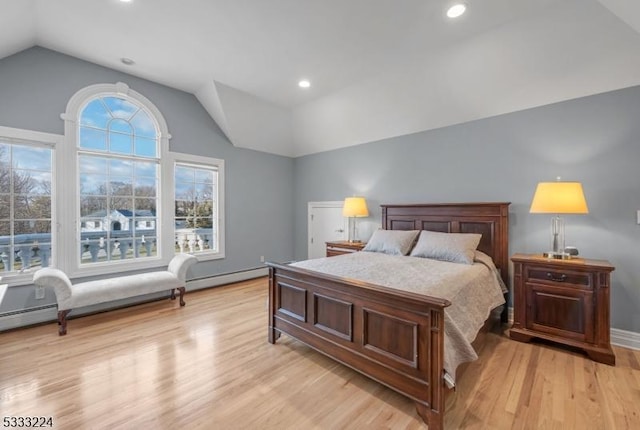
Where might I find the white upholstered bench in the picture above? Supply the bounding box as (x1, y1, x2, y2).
(33, 253, 198, 335)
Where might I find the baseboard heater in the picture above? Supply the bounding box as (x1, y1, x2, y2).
(0, 266, 268, 333)
(187, 266, 267, 291)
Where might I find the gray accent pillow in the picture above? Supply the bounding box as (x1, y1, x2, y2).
(362, 230, 420, 256)
(409, 230, 481, 264)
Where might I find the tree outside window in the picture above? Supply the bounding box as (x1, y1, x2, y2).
(0, 142, 53, 273)
(174, 163, 218, 254)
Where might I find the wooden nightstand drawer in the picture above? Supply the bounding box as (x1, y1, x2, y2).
(526, 267, 593, 289)
(326, 248, 350, 257)
(325, 241, 366, 257)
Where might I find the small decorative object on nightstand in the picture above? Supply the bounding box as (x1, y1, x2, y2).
(510, 253, 615, 365)
(325, 240, 366, 257)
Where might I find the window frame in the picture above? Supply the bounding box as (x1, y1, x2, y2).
(61, 82, 224, 279)
(0, 126, 61, 286)
(168, 152, 225, 261)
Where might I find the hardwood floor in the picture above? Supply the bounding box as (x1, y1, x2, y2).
(1, 277, 639, 429)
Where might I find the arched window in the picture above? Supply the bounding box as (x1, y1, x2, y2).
(76, 93, 160, 265)
(62, 83, 169, 274)
(79, 96, 158, 157)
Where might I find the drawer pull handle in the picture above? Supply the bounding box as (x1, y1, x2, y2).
(546, 273, 567, 282)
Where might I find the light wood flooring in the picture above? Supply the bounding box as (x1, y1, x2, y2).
(1, 277, 639, 429)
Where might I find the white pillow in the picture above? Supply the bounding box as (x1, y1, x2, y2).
(409, 230, 481, 264)
(362, 230, 419, 256)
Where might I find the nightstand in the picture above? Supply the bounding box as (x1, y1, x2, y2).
(325, 241, 366, 257)
(510, 253, 615, 365)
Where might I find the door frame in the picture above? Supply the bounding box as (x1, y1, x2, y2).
(307, 201, 345, 259)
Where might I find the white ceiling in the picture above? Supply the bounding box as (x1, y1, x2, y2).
(1, 0, 640, 157)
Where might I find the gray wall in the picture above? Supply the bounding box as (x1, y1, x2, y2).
(294, 86, 640, 333)
(0, 47, 294, 313)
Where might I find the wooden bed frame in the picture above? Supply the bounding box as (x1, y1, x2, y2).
(267, 202, 510, 430)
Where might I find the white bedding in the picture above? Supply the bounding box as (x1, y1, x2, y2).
(290, 251, 506, 383)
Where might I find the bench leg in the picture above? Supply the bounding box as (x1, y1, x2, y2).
(170, 288, 176, 300)
(178, 287, 186, 306)
(57, 310, 71, 336)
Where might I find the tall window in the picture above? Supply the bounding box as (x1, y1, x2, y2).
(77, 96, 159, 265)
(174, 163, 219, 254)
(0, 140, 53, 274)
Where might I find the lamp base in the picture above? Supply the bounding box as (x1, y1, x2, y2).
(542, 251, 572, 260)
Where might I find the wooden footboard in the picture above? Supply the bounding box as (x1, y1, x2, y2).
(268, 263, 451, 430)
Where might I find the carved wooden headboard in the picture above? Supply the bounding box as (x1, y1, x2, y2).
(381, 202, 510, 286)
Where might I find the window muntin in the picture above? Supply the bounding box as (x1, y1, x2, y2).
(79, 96, 158, 158)
(0, 141, 53, 274)
(174, 163, 218, 254)
(78, 95, 160, 266)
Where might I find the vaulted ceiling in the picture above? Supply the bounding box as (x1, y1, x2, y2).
(2, 0, 640, 157)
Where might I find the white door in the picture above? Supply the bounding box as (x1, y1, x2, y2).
(308, 201, 347, 259)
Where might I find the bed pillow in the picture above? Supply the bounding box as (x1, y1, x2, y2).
(409, 230, 481, 264)
(362, 230, 419, 256)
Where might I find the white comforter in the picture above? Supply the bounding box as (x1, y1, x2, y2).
(291, 251, 506, 382)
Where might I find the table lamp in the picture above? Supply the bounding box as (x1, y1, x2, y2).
(529, 179, 588, 259)
(342, 197, 369, 243)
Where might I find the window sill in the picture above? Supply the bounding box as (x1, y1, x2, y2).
(193, 251, 225, 262)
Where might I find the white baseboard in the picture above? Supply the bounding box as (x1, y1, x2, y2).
(611, 328, 640, 351)
(0, 267, 268, 333)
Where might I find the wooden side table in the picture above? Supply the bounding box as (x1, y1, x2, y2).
(510, 253, 615, 365)
(325, 241, 366, 257)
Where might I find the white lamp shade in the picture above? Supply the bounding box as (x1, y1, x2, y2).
(342, 197, 369, 217)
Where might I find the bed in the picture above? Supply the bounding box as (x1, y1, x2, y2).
(267, 202, 510, 430)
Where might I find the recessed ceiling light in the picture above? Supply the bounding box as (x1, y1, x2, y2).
(447, 3, 467, 18)
(298, 80, 311, 88)
(121, 57, 135, 66)
(120, 0, 133, 3)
